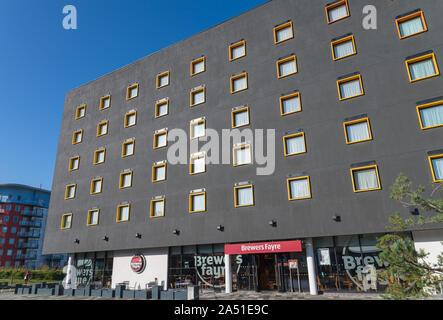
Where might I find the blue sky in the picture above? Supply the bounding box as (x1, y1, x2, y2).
(0, 0, 268, 190)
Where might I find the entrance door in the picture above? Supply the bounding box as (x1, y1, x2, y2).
(257, 254, 277, 290)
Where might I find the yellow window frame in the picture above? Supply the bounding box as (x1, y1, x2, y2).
(61, 213, 73, 230)
(116, 204, 130, 222)
(64, 184, 76, 200)
(416, 100, 443, 130)
(191, 57, 205, 76)
(283, 132, 306, 156)
(119, 171, 133, 189)
(229, 40, 246, 62)
(68, 156, 80, 171)
(87, 209, 100, 226)
(99, 95, 111, 110)
(405, 53, 440, 83)
(126, 84, 139, 100)
(287, 176, 312, 201)
(337, 74, 364, 101)
(274, 21, 294, 45)
(153, 130, 168, 149)
(428, 154, 443, 182)
(156, 71, 170, 89)
(90, 178, 103, 195)
(150, 199, 165, 218)
(189, 192, 207, 214)
(276, 56, 298, 79)
(279, 92, 302, 116)
(75, 105, 86, 119)
(124, 111, 137, 128)
(350, 165, 382, 193)
(325, 0, 350, 24)
(96, 121, 109, 137)
(190, 87, 206, 107)
(331, 35, 356, 61)
(93, 148, 106, 165)
(230, 72, 248, 94)
(72, 129, 83, 145)
(231, 107, 250, 128)
(233, 144, 252, 167)
(396, 11, 428, 40)
(155, 100, 169, 118)
(234, 185, 254, 208)
(121, 140, 135, 157)
(152, 163, 167, 182)
(343, 117, 373, 144)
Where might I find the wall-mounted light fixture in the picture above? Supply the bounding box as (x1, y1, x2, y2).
(409, 206, 419, 215)
(172, 229, 180, 235)
(269, 220, 277, 227)
(332, 215, 341, 222)
(217, 225, 224, 231)
(102, 235, 109, 241)
(74, 239, 80, 244)
(135, 233, 142, 239)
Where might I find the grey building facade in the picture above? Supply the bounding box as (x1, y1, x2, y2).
(43, 0, 443, 293)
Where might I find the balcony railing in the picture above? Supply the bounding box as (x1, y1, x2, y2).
(15, 254, 25, 260)
(21, 209, 44, 217)
(19, 220, 42, 228)
(24, 253, 37, 260)
(15, 242, 39, 249)
(17, 231, 40, 238)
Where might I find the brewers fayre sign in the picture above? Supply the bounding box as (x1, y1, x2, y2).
(130, 254, 146, 274)
(225, 240, 302, 255)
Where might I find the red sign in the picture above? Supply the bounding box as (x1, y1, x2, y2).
(225, 240, 302, 255)
(130, 255, 146, 273)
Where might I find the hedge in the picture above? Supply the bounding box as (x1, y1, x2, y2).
(0, 268, 64, 281)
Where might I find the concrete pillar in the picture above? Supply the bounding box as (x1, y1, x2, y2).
(224, 254, 232, 293)
(65, 254, 74, 289)
(305, 237, 318, 295)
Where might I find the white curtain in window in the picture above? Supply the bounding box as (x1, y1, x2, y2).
(282, 96, 301, 114)
(103, 98, 110, 108)
(155, 166, 165, 180)
(153, 201, 164, 216)
(125, 143, 134, 155)
(286, 136, 305, 154)
(232, 45, 245, 59)
(90, 211, 99, 224)
(78, 108, 85, 117)
(119, 206, 129, 220)
(432, 158, 443, 180)
(159, 75, 169, 87)
(68, 186, 75, 198)
(129, 87, 138, 98)
(290, 179, 310, 199)
(334, 40, 355, 59)
(122, 173, 132, 187)
(100, 124, 107, 135)
(192, 156, 205, 173)
(96, 151, 104, 163)
(340, 79, 361, 98)
(276, 26, 293, 42)
(193, 91, 205, 104)
(409, 59, 436, 80)
(75, 132, 82, 143)
(346, 121, 370, 142)
(127, 114, 136, 126)
(233, 77, 247, 91)
(235, 147, 251, 165)
(93, 180, 102, 193)
(328, 5, 347, 22)
(158, 103, 168, 116)
(279, 60, 296, 77)
(192, 123, 205, 138)
(72, 158, 79, 170)
(193, 61, 204, 74)
(156, 134, 167, 147)
(399, 17, 424, 37)
(65, 215, 72, 227)
(237, 187, 253, 206)
(420, 105, 443, 128)
(354, 168, 379, 190)
(192, 194, 205, 211)
(234, 111, 249, 126)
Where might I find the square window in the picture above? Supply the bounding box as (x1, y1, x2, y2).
(190, 87, 206, 106)
(155, 100, 169, 118)
(154, 131, 168, 149)
(65, 184, 76, 199)
(69, 156, 80, 171)
(87, 209, 99, 226)
(61, 214, 72, 229)
(325, 0, 350, 24)
(119, 171, 133, 189)
(190, 153, 206, 175)
(94, 149, 106, 165)
(100, 95, 111, 110)
(191, 57, 205, 76)
(72, 130, 83, 145)
(283, 133, 306, 156)
(287, 176, 311, 200)
(150, 199, 165, 218)
(396, 11, 427, 39)
(97, 121, 108, 137)
(274, 21, 294, 44)
(126, 84, 139, 100)
(350, 165, 381, 192)
(234, 185, 254, 207)
(230, 73, 248, 93)
(417, 100, 443, 130)
(406, 53, 439, 83)
(277, 56, 297, 79)
(331, 35, 356, 61)
(429, 154, 443, 182)
(90, 178, 103, 194)
(124, 111, 137, 128)
(280, 92, 302, 116)
(189, 192, 206, 213)
(75, 105, 86, 119)
(157, 71, 170, 88)
(233, 145, 252, 166)
(122, 140, 135, 157)
(117, 204, 130, 222)
(232, 107, 250, 128)
(152, 163, 166, 182)
(343, 118, 372, 144)
(337, 74, 364, 100)
(190, 119, 206, 139)
(229, 40, 246, 61)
